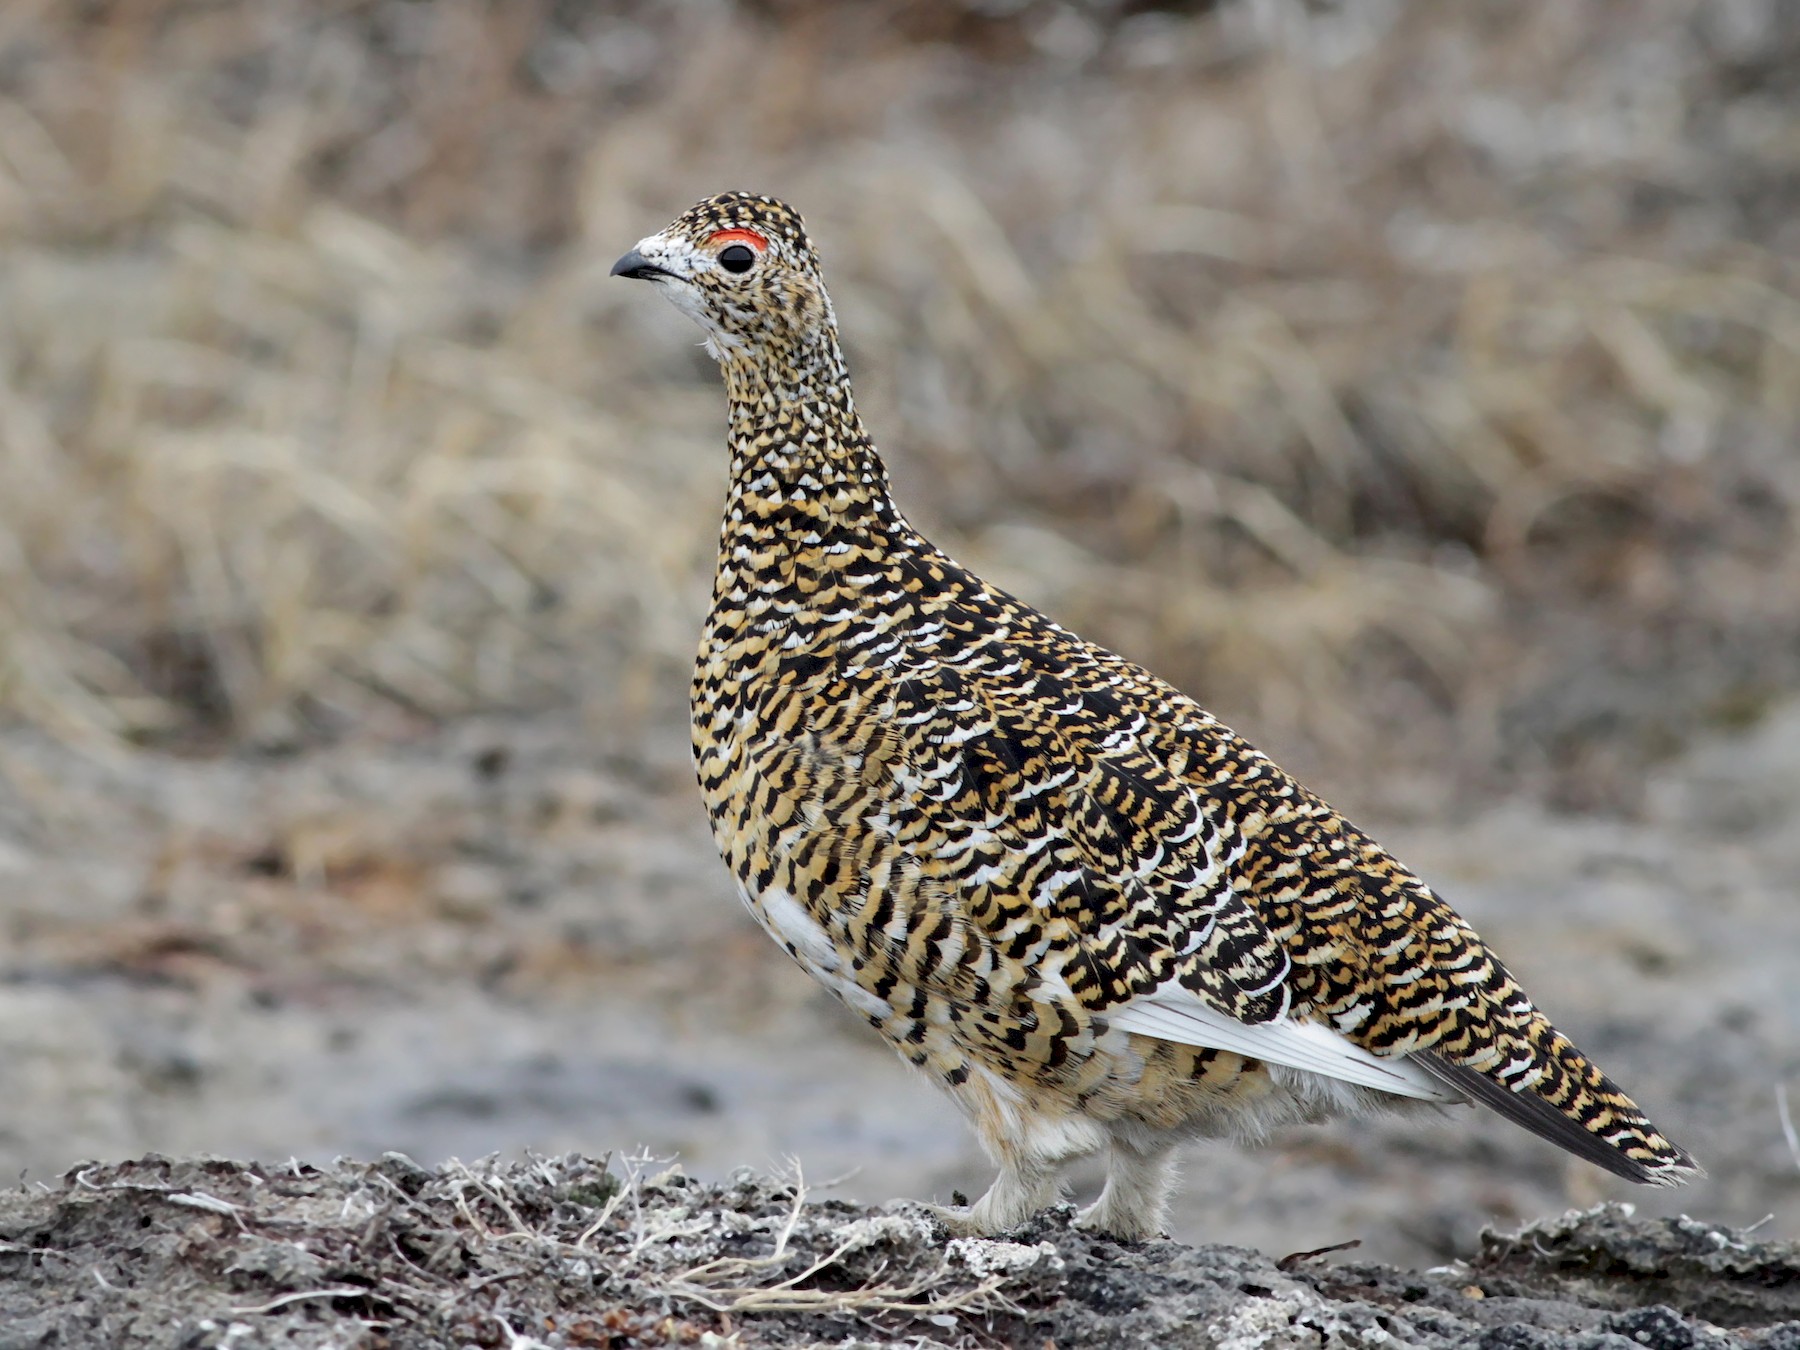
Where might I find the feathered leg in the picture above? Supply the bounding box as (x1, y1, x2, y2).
(926, 1099, 1106, 1236)
(1075, 1132, 1175, 1241)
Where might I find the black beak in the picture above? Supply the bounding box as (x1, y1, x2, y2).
(610, 250, 674, 281)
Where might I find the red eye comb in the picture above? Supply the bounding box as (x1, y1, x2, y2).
(706, 228, 768, 251)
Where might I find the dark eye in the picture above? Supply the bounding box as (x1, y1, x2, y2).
(718, 244, 756, 274)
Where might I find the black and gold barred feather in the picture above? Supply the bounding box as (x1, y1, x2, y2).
(613, 192, 1697, 1239)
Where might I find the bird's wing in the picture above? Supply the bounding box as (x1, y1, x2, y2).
(861, 653, 1457, 1101)
(1022, 695, 1457, 1102)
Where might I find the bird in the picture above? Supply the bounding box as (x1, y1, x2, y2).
(610, 191, 1699, 1241)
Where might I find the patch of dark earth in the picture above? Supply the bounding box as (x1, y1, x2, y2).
(1, 1154, 1795, 1349)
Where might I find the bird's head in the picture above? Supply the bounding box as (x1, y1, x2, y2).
(611, 192, 834, 364)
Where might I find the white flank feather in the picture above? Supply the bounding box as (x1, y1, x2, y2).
(1108, 988, 1463, 1103)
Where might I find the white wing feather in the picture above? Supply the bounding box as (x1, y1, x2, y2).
(1108, 987, 1464, 1103)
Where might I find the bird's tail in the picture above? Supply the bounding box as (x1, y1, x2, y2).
(1418, 1014, 1699, 1186)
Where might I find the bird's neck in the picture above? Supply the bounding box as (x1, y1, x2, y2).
(718, 328, 898, 530)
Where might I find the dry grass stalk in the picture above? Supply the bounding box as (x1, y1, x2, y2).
(0, 0, 1793, 795)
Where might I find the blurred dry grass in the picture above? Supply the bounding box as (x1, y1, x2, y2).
(1, 0, 1796, 805)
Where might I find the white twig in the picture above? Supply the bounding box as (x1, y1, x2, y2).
(490, 1313, 554, 1349)
(768, 1163, 808, 1261)
(574, 1180, 629, 1248)
(230, 1286, 370, 1316)
(1777, 1084, 1800, 1174)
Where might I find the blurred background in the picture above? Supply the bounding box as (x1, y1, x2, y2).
(0, 0, 1796, 1266)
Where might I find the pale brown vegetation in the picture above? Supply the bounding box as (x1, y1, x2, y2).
(1, 0, 1796, 806)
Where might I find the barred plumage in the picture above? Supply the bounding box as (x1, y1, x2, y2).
(612, 193, 1698, 1240)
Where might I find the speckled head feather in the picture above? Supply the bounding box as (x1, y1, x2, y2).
(614, 193, 1698, 1243)
(611, 193, 833, 362)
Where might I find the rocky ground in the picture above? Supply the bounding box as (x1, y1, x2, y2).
(2, 1153, 1797, 1349)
